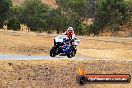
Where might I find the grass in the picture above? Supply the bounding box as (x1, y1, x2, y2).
(0, 30, 53, 55)
(1, 30, 131, 60)
(77, 36, 132, 60)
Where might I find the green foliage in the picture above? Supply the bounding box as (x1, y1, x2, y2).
(47, 8, 83, 34)
(47, 9, 64, 33)
(69, 0, 86, 17)
(76, 23, 87, 35)
(55, 0, 88, 35)
(89, 21, 101, 36)
(5, 0, 131, 36)
(89, 0, 129, 36)
(20, 0, 49, 31)
(0, 0, 12, 28)
(125, 0, 132, 26)
(7, 17, 20, 30)
(56, 0, 86, 18)
(9, 5, 23, 20)
(28, 17, 47, 31)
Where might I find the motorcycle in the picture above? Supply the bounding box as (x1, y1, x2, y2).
(50, 35, 80, 58)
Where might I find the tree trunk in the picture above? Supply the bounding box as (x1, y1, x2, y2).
(57, 29, 60, 34)
(0, 22, 3, 29)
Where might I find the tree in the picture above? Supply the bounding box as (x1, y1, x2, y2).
(0, 0, 12, 28)
(47, 8, 66, 34)
(9, 5, 24, 20)
(55, 0, 86, 35)
(89, 0, 129, 36)
(125, 0, 132, 26)
(47, 8, 85, 34)
(56, 0, 85, 18)
(20, 0, 49, 31)
(7, 17, 20, 31)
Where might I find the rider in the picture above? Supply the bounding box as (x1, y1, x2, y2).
(63, 27, 77, 46)
(63, 27, 76, 40)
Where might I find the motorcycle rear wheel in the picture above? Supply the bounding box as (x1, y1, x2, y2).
(50, 47, 56, 57)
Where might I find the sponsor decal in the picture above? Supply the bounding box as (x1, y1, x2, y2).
(76, 65, 131, 85)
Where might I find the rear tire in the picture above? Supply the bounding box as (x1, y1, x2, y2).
(50, 47, 56, 57)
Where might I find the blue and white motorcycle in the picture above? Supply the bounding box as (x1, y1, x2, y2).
(50, 35, 80, 58)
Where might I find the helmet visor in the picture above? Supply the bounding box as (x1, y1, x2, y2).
(68, 30, 73, 33)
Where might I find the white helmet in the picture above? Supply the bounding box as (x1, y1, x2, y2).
(67, 27, 73, 31)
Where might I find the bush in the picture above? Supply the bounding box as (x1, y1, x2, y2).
(88, 24, 99, 36)
(7, 17, 20, 30)
(91, 0, 129, 36)
(0, 0, 12, 28)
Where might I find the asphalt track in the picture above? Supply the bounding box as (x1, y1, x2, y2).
(0, 54, 132, 61)
(0, 54, 88, 60)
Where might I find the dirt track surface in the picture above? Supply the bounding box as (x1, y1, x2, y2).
(0, 30, 132, 88)
(0, 60, 132, 88)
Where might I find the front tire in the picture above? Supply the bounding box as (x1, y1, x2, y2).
(72, 51, 76, 57)
(67, 52, 73, 58)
